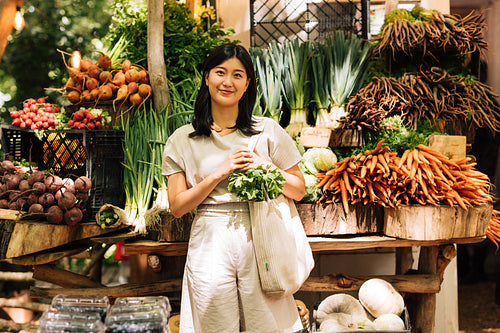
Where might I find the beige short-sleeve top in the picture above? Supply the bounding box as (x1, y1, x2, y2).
(161, 116, 302, 204)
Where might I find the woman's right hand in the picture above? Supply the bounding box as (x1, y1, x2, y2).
(214, 147, 254, 179)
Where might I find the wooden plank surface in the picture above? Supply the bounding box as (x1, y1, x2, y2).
(2, 220, 128, 259)
(124, 235, 486, 257)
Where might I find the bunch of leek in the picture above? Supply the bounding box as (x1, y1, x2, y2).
(282, 39, 312, 138)
(316, 31, 372, 128)
(310, 41, 331, 126)
(122, 76, 197, 234)
(250, 44, 284, 122)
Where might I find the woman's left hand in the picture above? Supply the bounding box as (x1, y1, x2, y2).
(248, 152, 272, 170)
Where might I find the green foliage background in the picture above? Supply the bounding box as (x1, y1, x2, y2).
(0, 0, 114, 111)
(105, 0, 236, 84)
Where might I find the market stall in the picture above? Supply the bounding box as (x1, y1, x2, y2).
(1, 2, 499, 333)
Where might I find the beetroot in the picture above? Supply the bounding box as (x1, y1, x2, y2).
(1, 160, 15, 173)
(75, 191, 89, 203)
(18, 179, 31, 193)
(27, 193, 39, 206)
(28, 170, 45, 186)
(5, 174, 22, 190)
(64, 207, 83, 225)
(57, 191, 76, 210)
(32, 182, 46, 194)
(28, 203, 44, 214)
(39, 192, 55, 207)
(74, 176, 92, 193)
(61, 178, 75, 194)
(0, 199, 9, 209)
(47, 205, 64, 224)
(45, 175, 63, 193)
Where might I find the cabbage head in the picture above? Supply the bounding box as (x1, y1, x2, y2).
(302, 148, 338, 173)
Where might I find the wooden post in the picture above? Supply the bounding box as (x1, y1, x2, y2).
(395, 247, 414, 275)
(147, 0, 171, 113)
(411, 246, 439, 333)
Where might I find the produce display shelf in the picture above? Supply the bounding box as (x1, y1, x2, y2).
(0, 125, 125, 222)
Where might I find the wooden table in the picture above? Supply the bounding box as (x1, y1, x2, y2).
(123, 235, 486, 333)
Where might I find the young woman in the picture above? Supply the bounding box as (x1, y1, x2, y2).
(162, 43, 306, 333)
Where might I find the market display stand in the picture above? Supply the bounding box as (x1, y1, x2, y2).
(122, 235, 484, 333)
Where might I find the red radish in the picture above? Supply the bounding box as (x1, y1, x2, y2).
(28, 203, 44, 214)
(64, 207, 83, 225)
(38, 192, 55, 207)
(67, 90, 81, 104)
(74, 176, 92, 192)
(46, 205, 64, 224)
(98, 54, 112, 69)
(121, 59, 132, 73)
(138, 84, 152, 98)
(73, 110, 85, 121)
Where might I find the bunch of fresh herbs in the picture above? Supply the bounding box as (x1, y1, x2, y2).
(228, 165, 285, 202)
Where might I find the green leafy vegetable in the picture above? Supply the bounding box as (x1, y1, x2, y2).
(228, 165, 285, 202)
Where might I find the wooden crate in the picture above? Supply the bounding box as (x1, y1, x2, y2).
(383, 203, 493, 241)
(296, 203, 384, 236)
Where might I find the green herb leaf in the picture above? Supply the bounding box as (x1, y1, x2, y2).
(228, 165, 286, 202)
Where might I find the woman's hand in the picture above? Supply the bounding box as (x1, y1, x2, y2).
(214, 147, 254, 179)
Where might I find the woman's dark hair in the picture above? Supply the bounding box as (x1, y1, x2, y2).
(189, 43, 259, 137)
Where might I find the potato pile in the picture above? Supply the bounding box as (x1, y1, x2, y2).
(61, 51, 152, 110)
(0, 160, 91, 225)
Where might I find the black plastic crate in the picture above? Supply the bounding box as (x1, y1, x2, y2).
(0, 125, 125, 222)
(0, 125, 44, 165)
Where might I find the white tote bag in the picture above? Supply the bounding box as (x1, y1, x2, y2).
(247, 123, 314, 297)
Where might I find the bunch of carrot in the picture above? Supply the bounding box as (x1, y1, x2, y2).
(487, 210, 500, 249)
(314, 139, 493, 215)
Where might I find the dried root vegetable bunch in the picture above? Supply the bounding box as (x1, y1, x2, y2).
(340, 68, 500, 133)
(314, 140, 493, 214)
(374, 9, 488, 59)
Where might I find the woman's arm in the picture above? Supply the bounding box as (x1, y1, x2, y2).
(167, 147, 254, 218)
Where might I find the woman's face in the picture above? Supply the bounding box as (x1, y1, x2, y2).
(205, 57, 250, 110)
